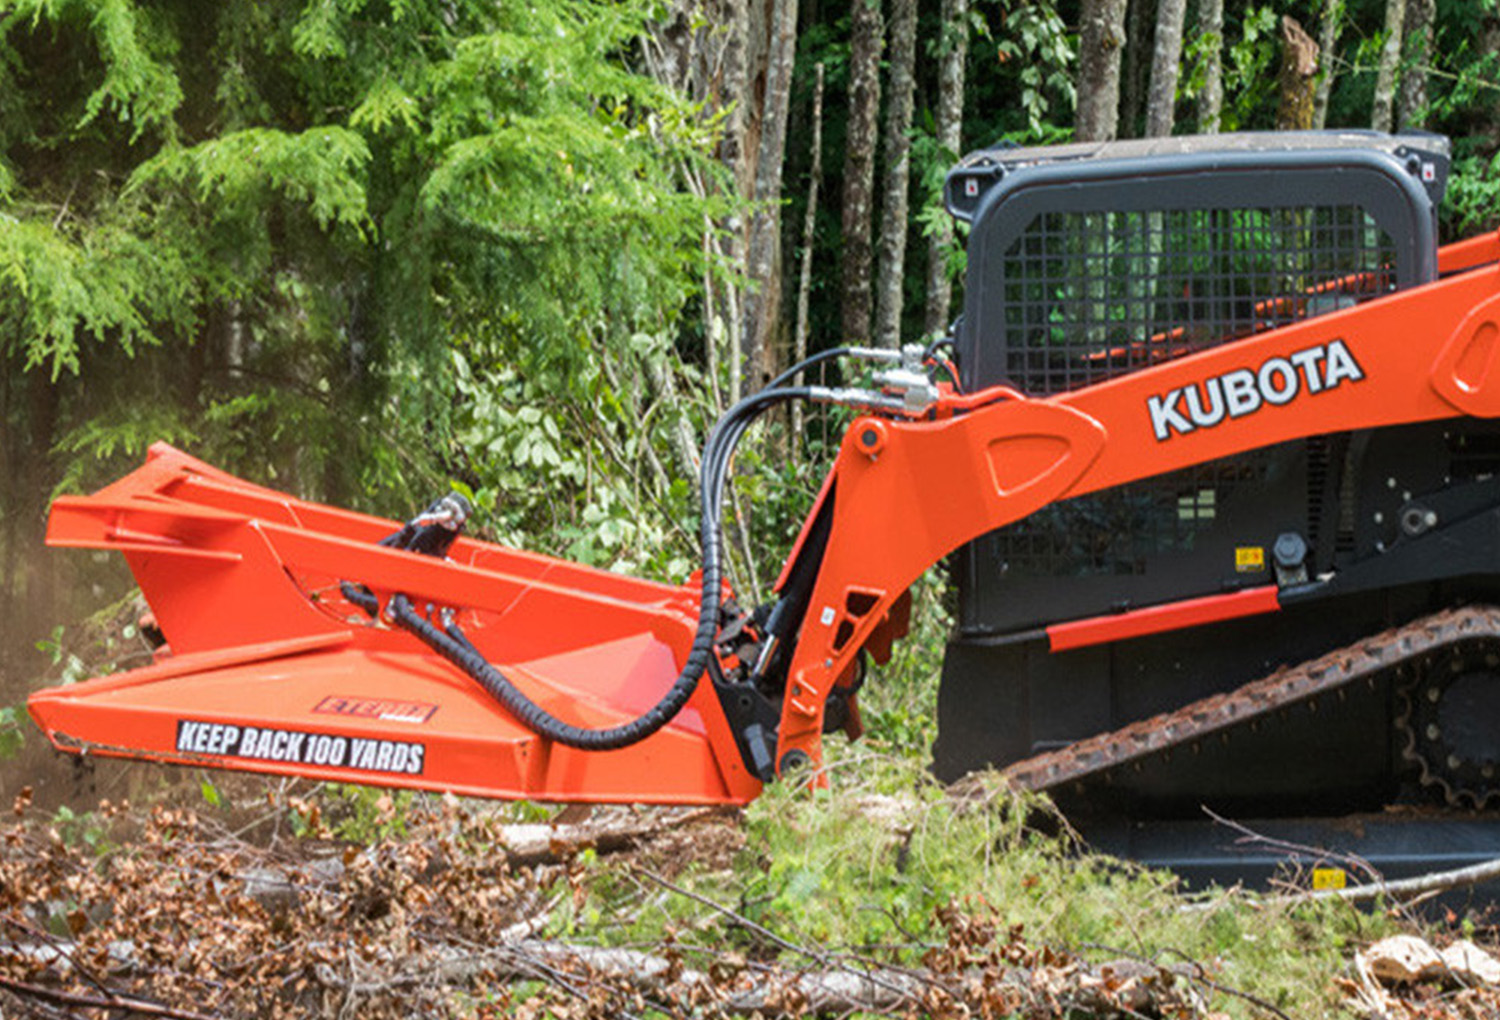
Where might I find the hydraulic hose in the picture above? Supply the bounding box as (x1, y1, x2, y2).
(379, 375, 828, 751)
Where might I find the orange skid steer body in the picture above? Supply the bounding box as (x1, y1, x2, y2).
(28, 223, 1500, 806)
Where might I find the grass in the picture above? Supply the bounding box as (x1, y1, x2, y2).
(714, 754, 1398, 1017)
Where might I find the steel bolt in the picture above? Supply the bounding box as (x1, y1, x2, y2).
(778, 749, 812, 776)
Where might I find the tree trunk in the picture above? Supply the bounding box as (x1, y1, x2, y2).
(923, 0, 968, 337)
(791, 63, 825, 462)
(1120, 0, 1153, 137)
(1144, 0, 1186, 137)
(641, 0, 755, 405)
(1371, 0, 1404, 132)
(1397, 0, 1435, 130)
(724, 0, 753, 405)
(873, 0, 917, 350)
(741, 0, 800, 387)
(839, 0, 883, 345)
(1312, 0, 1343, 130)
(716, 0, 756, 403)
(1276, 16, 1319, 132)
(1195, 0, 1223, 133)
(1076, 0, 1128, 141)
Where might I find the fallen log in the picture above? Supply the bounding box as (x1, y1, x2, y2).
(489, 805, 733, 867)
(312, 937, 1199, 1018)
(4, 930, 1197, 1019)
(1303, 857, 1500, 905)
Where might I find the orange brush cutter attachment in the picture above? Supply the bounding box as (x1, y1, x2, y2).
(29, 444, 764, 804)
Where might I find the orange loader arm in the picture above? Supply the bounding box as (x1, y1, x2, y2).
(29, 235, 1500, 804)
(770, 236, 1500, 774)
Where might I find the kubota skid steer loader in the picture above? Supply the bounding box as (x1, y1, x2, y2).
(31, 130, 1500, 887)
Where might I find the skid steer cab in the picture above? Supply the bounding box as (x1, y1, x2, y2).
(31, 132, 1500, 847)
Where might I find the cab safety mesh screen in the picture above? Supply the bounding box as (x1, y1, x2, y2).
(1001, 206, 1396, 396)
(993, 204, 1394, 577)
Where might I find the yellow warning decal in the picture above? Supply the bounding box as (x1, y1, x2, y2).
(1235, 547, 1266, 572)
(1311, 867, 1347, 890)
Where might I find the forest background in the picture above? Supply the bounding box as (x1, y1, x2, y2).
(2, 0, 1500, 755)
(3, 3, 1500, 1017)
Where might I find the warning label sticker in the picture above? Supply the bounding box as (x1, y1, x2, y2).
(175, 720, 425, 775)
(1311, 867, 1347, 891)
(1235, 546, 1266, 573)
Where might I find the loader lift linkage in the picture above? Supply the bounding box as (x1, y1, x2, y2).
(31, 131, 1500, 888)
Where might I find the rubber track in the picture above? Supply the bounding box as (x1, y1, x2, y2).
(1001, 605, 1500, 794)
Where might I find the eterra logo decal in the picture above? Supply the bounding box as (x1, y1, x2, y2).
(1147, 339, 1365, 441)
(314, 696, 437, 724)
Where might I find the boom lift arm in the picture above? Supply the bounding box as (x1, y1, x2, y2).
(28, 235, 1500, 804)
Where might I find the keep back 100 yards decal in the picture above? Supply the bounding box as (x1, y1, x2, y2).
(175, 720, 424, 776)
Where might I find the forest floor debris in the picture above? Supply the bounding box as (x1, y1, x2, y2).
(0, 777, 1498, 1019)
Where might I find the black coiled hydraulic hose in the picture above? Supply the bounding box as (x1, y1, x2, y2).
(372, 351, 856, 751)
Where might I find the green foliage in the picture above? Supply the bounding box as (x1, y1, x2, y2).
(1220, 5, 1279, 132)
(35, 625, 90, 686)
(1446, 152, 1500, 236)
(740, 765, 1109, 950)
(2, 0, 183, 139)
(31, 596, 151, 691)
(910, 129, 966, 321)
(0, 211, 185, 378)
(1426, 42, 1500, 127)
(0, 705, 23, 759)
(51, 403, 200, 497)
(49, 804, 110, 852)
(446, 331, 706, 580)
(198, 778, 222, 808)
(858, 573, 949, 755)
(994, 0, 1074, 136)
(0, 0, 734, 667)
(1179, 9, 1226, 111)
(324, 784, 416, 842)
(131, 128, 372, 232)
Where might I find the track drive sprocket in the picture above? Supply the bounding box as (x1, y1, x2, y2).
(1396, 634, 1500, 809)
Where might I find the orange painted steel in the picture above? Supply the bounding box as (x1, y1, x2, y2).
(1045, 587, 1281, 653)
(30, 233, 1500, 801)
(32, 445, 763, 804)
(1439, 231, 1500, 275)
